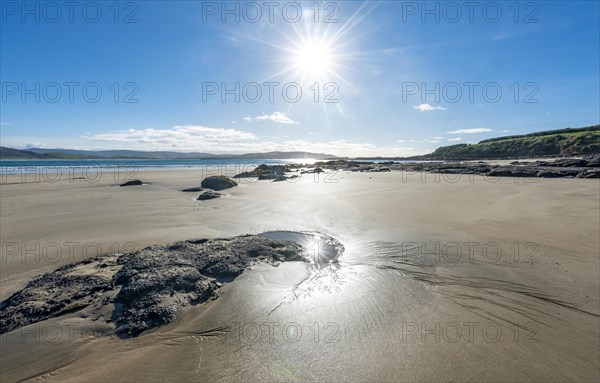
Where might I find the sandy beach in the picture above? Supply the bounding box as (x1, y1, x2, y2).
(0, 168, 598, 382)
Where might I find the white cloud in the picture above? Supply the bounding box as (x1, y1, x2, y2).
(308, 132, 317, 135)
(397, 139, 404, 143)
(413, 103, 447, 112)
(25, 142, 45, 148)
(85, 125, 257, 149)
(433, 136, 444, 140)
(80, 131, 427, 157)
(5, 124, 431, 157)
(447, 137, 462, 142)
(447, 128, 493, 134)
(245, 112, 299, 125)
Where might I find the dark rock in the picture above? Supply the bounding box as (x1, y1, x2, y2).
(182, 187, 204, 192)
(256, 164, 289, 175)
(120, 180, 143, 186)
(0, 236, 304, 338)
(234, 165, 291, 179)
(301, 167, 324, 174)
(200, 176, 238, 191)
(586, 156, 600, 167)
(511, 169, 539, 178)
(232, 172, 257, 178)
(537, 170, 567, 178)
(197, 191, 221, 200)
(0, 262, 115, 335)
(547, 159, 589, 167)
(258, 173, 277, 180)
(487, 169, 515, 177)
(576, 169, 600, 178)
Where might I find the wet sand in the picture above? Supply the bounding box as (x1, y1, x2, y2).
(1, 169, 599, 382)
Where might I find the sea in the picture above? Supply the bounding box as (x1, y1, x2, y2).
(0, 158, 413, 172)
(0, 158, 420, 183)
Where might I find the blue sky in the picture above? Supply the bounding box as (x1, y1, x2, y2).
(1, 1, 599, 156)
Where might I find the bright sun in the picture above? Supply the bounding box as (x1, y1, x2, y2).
(294, 42, 333, 76)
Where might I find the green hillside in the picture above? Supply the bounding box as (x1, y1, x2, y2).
(426, 125, 600, 160)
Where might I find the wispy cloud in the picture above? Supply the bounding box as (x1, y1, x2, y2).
(245, 112, 299, 125)
(447, 137, 462, 142)
(85, 125, 257, 148)
(447, 128, 493, 134)
(413, 103, 447, 112)
(491, 32, 516, 41)
(79, 127, 427, 156)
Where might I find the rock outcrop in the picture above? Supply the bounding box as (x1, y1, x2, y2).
(0, 236, 304, 338)
(313, 154, 600, 179)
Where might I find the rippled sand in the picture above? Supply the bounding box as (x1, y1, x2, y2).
(1, 170, 598, 382)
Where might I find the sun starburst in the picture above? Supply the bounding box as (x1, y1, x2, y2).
(293, 40, 333, 76)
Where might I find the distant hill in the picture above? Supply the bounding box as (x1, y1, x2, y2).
(228, 151, 334, 159)
(421, 125, 600, 160)
(26, 148, 216, 159)
(0, 147, 50, 159)
(0, 148, 337, 160)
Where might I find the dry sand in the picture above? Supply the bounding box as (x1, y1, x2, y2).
(1, 169, 599, 382)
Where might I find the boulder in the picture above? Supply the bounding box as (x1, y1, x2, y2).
(576, 170, 600, 178)
(232, 172, 257, 178)
(197, 191, 221, 201)
(509, 168, 539, 178)
(301, 167, 324, 174)
(487, 169, 515, 177)
(182, 187, 204, 192)
(258, 173, 277, 180)
(200, 176, 238, 191)
(120, 180, 143, 186)
(537, 170, 567, 178)
(586, 156, 600, 167)
(548, 159, 589, 167)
